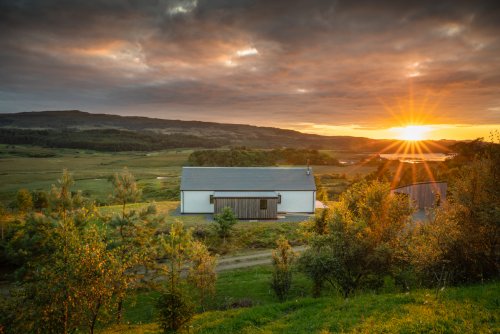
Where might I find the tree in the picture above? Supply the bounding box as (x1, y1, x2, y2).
(316, 186, 329, 202)
(156, 221, 218, 331)
(4, 213, 56, 270)
(302, 208, 329, 237)
(16, 188, 33, 213)
(299, 180, 414, 297)
(271, 236, 295, 302)
(109, 168, 156, 323)
(110, 167, 141, 221)
(404, 141, 500, 286)
(299, 214, 368, 298)
(157, 220, 195, 332)
(404, 205, 459, 295)
(187, 241, 217, 311)
(73, 226, 120, 334)
(32, 190, 49, 212)
(446, 148, 499, 281)
(156, 288, 194, 333)
(2, 170, 158, 334)
(213, 207, 238, 242)
(0, 203, 6, 240)
(49, 169, 87, 224)
(4, 222, 119, 334)
(4, 170, 93, 274)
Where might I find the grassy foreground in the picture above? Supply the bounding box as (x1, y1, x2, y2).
(187, 283, 499, 334)
(101, 266, 499, 333)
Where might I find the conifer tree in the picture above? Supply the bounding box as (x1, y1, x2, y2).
(271, 236, 296, 302)
(188, 241, 217, 310)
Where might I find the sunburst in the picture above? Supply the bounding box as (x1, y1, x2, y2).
(351, 86, 452, 192)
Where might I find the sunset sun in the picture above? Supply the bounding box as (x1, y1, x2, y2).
(394, 125, 431, 141)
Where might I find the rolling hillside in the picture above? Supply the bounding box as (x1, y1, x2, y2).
(0, 110, 455, 151)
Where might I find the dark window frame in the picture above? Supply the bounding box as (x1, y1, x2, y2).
(260, 199, 267, 210)
(278, 194, 281, 204)
(209, 195, 214, 204)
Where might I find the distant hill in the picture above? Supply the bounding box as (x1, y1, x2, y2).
(0, 110, 455, 152)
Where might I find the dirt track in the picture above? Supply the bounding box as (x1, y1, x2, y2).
(215, 245, 307, 272)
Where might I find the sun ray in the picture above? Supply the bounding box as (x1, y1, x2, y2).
(390, 141, 412, 188)
(418, 140, 452, 176)
(410, 142, 417, 184)
(414, 142, 440, 193)
(423, 140, 451, 153)
(354, 139, 402, 173)
(365, 83, 458, 195)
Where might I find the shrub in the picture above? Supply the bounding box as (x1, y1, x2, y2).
(156, 287, 194, 333)
(299, 180, 415, 297)
(213, 207, 238, 242)
(16, 189, 33, 213)
(271, 236, 296, 302)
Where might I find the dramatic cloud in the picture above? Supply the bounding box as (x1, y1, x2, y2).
(0, 0, 499, 138)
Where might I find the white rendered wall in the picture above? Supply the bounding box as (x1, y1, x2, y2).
(181, 191, 214, 213)
(277, 191, 315, 213)
(182, 190, 315, 214)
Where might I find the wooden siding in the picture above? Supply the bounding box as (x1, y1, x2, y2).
(214, 197, 278, 219)
(392, 182, 447, 209)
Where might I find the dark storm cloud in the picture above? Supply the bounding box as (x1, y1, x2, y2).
(0, 0, 499, 128)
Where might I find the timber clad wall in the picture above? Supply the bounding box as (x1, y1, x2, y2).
(392, 182, 447, 209)
(215, 198, 278, 219)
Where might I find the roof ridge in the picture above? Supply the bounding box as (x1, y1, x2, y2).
(182, 166, 310, 169)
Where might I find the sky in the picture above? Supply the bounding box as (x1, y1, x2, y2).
(0, 0, 499, 140)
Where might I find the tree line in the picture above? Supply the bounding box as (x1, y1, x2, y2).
(0, 128, 222, 152)
(188, 148, 341, 166)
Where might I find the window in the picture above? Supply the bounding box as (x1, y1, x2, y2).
(260, 199, 267, 210)
(209, 195, 214, 204)
(278, 194, 281, 204)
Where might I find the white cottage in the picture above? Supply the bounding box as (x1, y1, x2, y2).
(180, 167, 316, 219)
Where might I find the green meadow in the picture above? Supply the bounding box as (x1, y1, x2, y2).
(103, 265, 499, 334)
(0, 145, 375, 205)
(0, 145, 192, 204)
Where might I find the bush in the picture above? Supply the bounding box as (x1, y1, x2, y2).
(271, 236, 295, 302)
(402, 145, 500, 288)
(213, 207, 238, 242)
(16, 189, 32, 213)
(156, 288, 194, 333)
(299, 180, 415, 297)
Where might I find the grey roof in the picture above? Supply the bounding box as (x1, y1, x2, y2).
(181, 167, 316, 191)
(214, 191, 278, 198)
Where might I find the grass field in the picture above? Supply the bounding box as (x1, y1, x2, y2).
(0, 145, 378, 205)
(102, 265, 499, 334)
(119, 266, 321, 326)
(0, 145, 192, 203)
